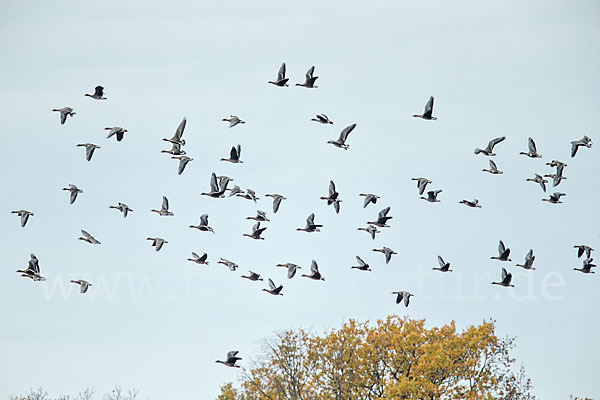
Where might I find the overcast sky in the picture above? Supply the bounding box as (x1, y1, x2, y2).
(1, 0, 599, 399)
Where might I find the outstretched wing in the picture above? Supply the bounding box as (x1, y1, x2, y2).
(278, 63, 286, 81)
(311, 260, 319, 274)
(528, 137, 537, 153)
(438, 256, 445, 267)
(209, 173, 219, 192)
(339, 123, 356, 142)
(268, 278, 276, 290)
(356, 256, 366, 266)
(305, 65, 315, 80)
(94, 86, 104, 97)
(424, 96, 434, 117)
(329, 180, 336, 196)
(200, 214, 209, 226)
(489, 136, 506, 150)
(498, 240, 506, 254)
(307, 213, 315, 225)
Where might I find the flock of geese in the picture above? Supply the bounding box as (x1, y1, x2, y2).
(12, 63, 596, 368)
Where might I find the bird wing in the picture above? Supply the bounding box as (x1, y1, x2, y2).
(69, 191, 78, 204)
(305, 66, 315, 80)
(311, 260, 319, 274)
(278, 63, 286, 81)
(498, 240, 506, 254)
(81, 229, 92, 239)
(333, 200, 340, 214)
(489, 159, 498, 170)
(237, 144, 242, 159)
(85, 145, 95, 161)
(162, 196, 169, 211)
(200, 214, 209, 226)
(526, 249, 533, 260)
(191, 252, 200, 259)
(438, 256, 445, 267)
(378, 207, 390, 218)
(273, 196, 282, 213)
(424, 96, 434, 116)
(307, 213, 315, 225)
(94, 86, 104, 96)
(339, 123, 356, 142)
(230, 146, 238, 160)
(356, 256, 366, 266)
(489, 136, 506, 150)
(268, 278, 276, 290)
(252, 222, 260, 233)
(210, 173, 219, 192)
(501, 267, 508, 280)
(60, 110, 68, 125)
(404, 293, 411, 307)
(329, 180, 336, 196)
(227, 350, 239, 359)
(173, 117, 186, 140)
(528, 137, 537, 153)
(287, 265, 297, 279)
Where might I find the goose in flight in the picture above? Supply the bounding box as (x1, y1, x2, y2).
(52, 107, 75, 125)
(516, 249, 536, 270)
(459, 199, 481, 208)
(302, 260, 325, 281)
(222, 115, 245, 128)
(320, 180, 342, 214)
(351, 256, 371, 271)
(16, 254, 46, 281)
(570, 135, 592, 157)
(327, 123, 356, 150)
(161, 142, 186, 156)
(546, 160, 567, 168)
(221, 145, 243, 163)
(162, 117, 187, 146)
(172, 155, 193, 175)
(311, 114, 333, 124)
(241, 271, 264, 281)
(263, 278, 283, 295)
(543, 172, 566, 187)
(411, 177, 432, 195)
(187, 252, 209, 265)
(526, 174, 548, 192)
(265, 194, 286, 213)
(491, 240, 511, 261)
(372, 247, 397, 264)
(201, 173, 231, 198)
(574, 258, 596, 274)
(105, 126, 128, 142)
(216, 351, 242, 368)
(574, 245, 594, 259)
(491, 267, 515, 287)
(218, 258, 238, 271)
(432, 256, 452, 272)
(359, 193, 380, 208)
(243, 222, 267, 240)
(474, 136, 506, 156)
(228, 185, 244, 197)
(296, 213, 323, 232)
(78, 229, 101, 245)
(189, 214, 214, 234)
(367, 206, 393, 227)
(62, 184, 83, 204)
(277, 263, 301, 279)
(421, 190, 442, 203)
(85, 85, 106, 100)
(482, 159, 503, 174)
(70, 279, 92, 293)
(236, 188, 259, 202)
(11, 209, 34, 227)
(151, 196, 174, 216)
(296, 66, 318, 88)
(109, 202, 133, 218)
(246, 210, 270, 222)
(147, 237, 167, 252)
(268, 63, 289, 87)
(358, 225, 380, 240)
(392, 291, 414, 307)
(542, 192, 566, 204)
(412, 96, 437, 120)
(76, 143, 101, 161)
(520, 137, 542, 158)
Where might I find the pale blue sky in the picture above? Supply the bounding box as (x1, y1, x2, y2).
(1, 1, 599, 398)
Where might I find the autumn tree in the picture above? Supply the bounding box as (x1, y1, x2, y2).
(217, 316, 536, 400)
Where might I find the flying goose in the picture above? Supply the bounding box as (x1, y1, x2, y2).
(372, 247, 397, 264)
(162, 117, 187, 146)
(241, 271, 264, 281)
(221, 145, 243, 163)
(246, 210, 270, 222)
(228, 185, 244, 197)
(491, 267, 515, 287)
(277, 263, 301, 279)
(62, 184, 83, 204)
(542, 192, 566, 204)
(11, 210, 33, 227)
(262, 278, 283, 295)
(222, 115, 245, 128)
(351, 256, 371, 271)
(474, 136, 506, 156)
(161, 142, 186, 156)
(172, 155, 193, 175)
(268, 63, 289, 87)
(543, 173, 566, 187)
(78, 229, 101, 244)
(105, 126, 128, 142)
(359, 193, 380, 208)
(201, 173, 231, 198)
(526, 174, 548, 192)
(189, 214, 214, 234)
(295, 66, 318, 88)
(16, 254, 45, 281)
(296, 213, 322, 232)
(520, 137, 542, 158)
(357, 225, 380, 240)
(570, 135, 592, 157)
(491, 240, 511, 261)
(216, 351, 242, 368)
(516, 249, 536, 270)
(52, 107, 75, 125)
(421, 190, 442, 203)
(70, 279, 92, 293)
(392, 291, 414, 307)
(574, 258, 596, 274)
(76, 143, 100, 161)
(243, 222, 267, 240)
(146, 237, 167, 252)
(151, 196, 174, 216)
(311, 114, 333, 124)
(574, 245, 594, 259)
(85, 85, 106, 100)
(109, 202, 133, 218)
(327, 123, 356, 150)
(236, 188, 258, 202)
(301, 260, 325, 281)
(320, 180, 342, 214)
(459, 199, 481, 208)
(546, 160, 567, 168)
(265, 193, 286, 213)
(412, 96, 437, 120)
(482, 159, 503, 174)
(411, 177, 432, 195)
(187, 252, 209, 265)
(432, 256, 452, 272)
(367, 206, 393, 227)
(218, 258, 238, 271)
